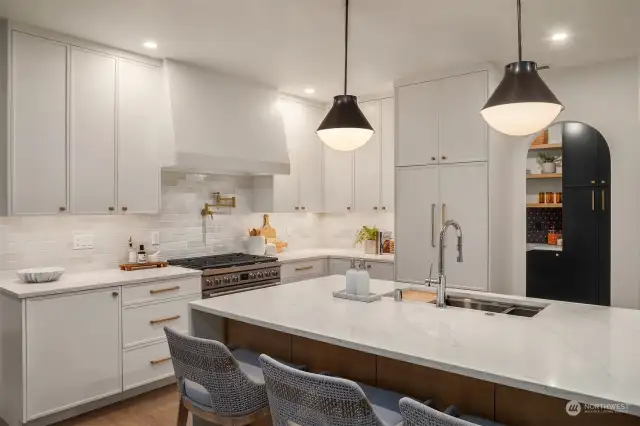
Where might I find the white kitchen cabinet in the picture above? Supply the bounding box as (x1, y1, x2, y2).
(380, 98, 395, 212)
(395, 166, 440, 284)
(352, 97, 394, 213)
(70, 48, 117, 214)
(25, 287, 121, 420)
(439, 72, 488, 164)
(355, 101, 381, 213)
(254, 99, 323, 213)
(11, 32, 68, 215)
(396, 71, 487, 167)
(297, 106, 324, 212)
(281, 258, 327, 283)
(323, 145, 354, 213)
(396, 81, 439, 167)
(439, 162, 488, 290)
(117, 59, 162, 214)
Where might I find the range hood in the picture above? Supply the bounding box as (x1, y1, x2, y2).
(161, 60, 290, 175)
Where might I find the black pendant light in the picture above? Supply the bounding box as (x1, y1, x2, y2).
(317, 0, 373, 151)
(481, 0, 563, 136)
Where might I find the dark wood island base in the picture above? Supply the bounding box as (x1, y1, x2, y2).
(214, 318, 640, 426)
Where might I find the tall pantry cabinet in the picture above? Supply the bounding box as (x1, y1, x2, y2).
(395, 67, 505, 291)
(2, 24, 163, 216)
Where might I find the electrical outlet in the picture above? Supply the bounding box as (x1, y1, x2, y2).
(151, 231, 160, 246)
(73, 233, 94, 250)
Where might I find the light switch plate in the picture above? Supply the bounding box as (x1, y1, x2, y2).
(151, 231, 160, 246)
(73, 233, 94, 250)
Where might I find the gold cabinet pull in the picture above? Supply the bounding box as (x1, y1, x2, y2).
(149, 286, 180, 295)
(149, 314, 180, 325)
(601, 189, 605, 211)
(591, 190, 595, 211)
(295, 265, 314, 272)
(150, 356, 171, 365)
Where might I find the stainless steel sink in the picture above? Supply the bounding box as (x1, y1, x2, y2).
(431, 296, 545, 317)
(441, 296, 512, 313)
(386, 289, 546, 317)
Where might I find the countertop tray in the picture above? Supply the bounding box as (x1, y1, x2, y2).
(332, 289, 382, 303)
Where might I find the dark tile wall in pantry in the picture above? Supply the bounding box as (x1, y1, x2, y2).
(527, 208, 562, 243)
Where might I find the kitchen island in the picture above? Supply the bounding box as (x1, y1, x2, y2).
(190, 275, 640, 425)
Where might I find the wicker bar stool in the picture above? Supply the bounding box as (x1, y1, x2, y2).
(164, 327, 272, 426)
(400, 397, 505, 426)
(259, 354, 406, 426)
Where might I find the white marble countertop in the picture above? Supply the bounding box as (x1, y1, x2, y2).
(526, 243, 563, 252)
(277, 248, 394, 263)
(190, 276, 640, 416)
(0, 266, 202, 299)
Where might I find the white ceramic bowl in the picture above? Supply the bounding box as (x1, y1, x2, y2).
(17, 267, 65, 284)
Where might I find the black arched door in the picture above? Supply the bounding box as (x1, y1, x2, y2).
(561, 122, 610, 306)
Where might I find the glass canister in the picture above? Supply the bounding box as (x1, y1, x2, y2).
(545, 192, 555, 204)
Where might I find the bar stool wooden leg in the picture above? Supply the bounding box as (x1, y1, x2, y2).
(177, 398, 189, 426)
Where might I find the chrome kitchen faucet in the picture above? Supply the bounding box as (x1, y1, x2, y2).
(426, 220, 464, 308)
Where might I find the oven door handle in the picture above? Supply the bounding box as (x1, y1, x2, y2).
(206, 281, 280, 298)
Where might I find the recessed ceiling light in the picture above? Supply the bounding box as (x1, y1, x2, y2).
(304, 87, 315, 94)
(143, 40, 158, 50)
(551, 32, 568, 42)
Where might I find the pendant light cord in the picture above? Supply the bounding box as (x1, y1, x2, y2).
(344, 0, 349, 95)
(517, 0, 523, 61)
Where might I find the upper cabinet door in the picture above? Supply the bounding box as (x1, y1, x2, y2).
(380, 97, 395, 212)
(439, 162, 488, 291)
(117, 59, 161, 214)
(397, 81, 439, 166)
(323, 145, 354, 213)
(70, 48, 117, 214)
(355, 101, 381, 212)
(297, 105, 324, 212)
(273, 99, 303, 212)
(12, 32, 68, 215)
(395, 165, 439, 284)
(438, 72, 488, 163)
(562, 122, 598, 187)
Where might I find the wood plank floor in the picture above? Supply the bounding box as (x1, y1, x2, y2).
(55, 386, 180, 426)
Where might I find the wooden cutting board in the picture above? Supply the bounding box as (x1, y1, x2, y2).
(261, 214, 276, 239)
(402, 290, 437, 303)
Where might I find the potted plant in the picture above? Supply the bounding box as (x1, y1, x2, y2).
(354, 225, 379, 255)
(538, 153, 561, 174)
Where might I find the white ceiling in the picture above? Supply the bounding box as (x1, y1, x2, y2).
(1, 0, 639, 101)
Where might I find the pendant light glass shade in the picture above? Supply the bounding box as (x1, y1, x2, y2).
(317, 95, 374, 151)
(317, 0, 374, 151)
(481, 0, 563, 136)
(481, 61, 563, 136)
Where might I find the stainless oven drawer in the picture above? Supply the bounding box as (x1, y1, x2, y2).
(203, 280, 280, 298)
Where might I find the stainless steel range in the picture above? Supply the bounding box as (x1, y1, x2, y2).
(168, 253, 281, 298)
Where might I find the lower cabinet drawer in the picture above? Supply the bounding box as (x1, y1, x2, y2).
(122, 296, 199, 347)
(123, 340, 174, 391)
(122, 277, 201, 306)
(281, 259, 327, 283)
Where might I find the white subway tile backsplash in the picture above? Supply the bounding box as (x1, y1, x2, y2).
(0, 172, 394, 272)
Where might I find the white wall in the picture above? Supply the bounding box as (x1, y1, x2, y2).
(508, 57, 640, 309)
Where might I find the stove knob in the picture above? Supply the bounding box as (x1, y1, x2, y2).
(214, 278, 222, 286)
(249, 273, 256, 279)
(232, 276, 239, 283)
(205, 279, 212, 286)
(223, 276, 231, 284)
(271, 270, 279, 277)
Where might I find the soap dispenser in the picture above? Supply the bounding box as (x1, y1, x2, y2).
(346, 258, 358, 295)
(356, 259, 371, 296)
